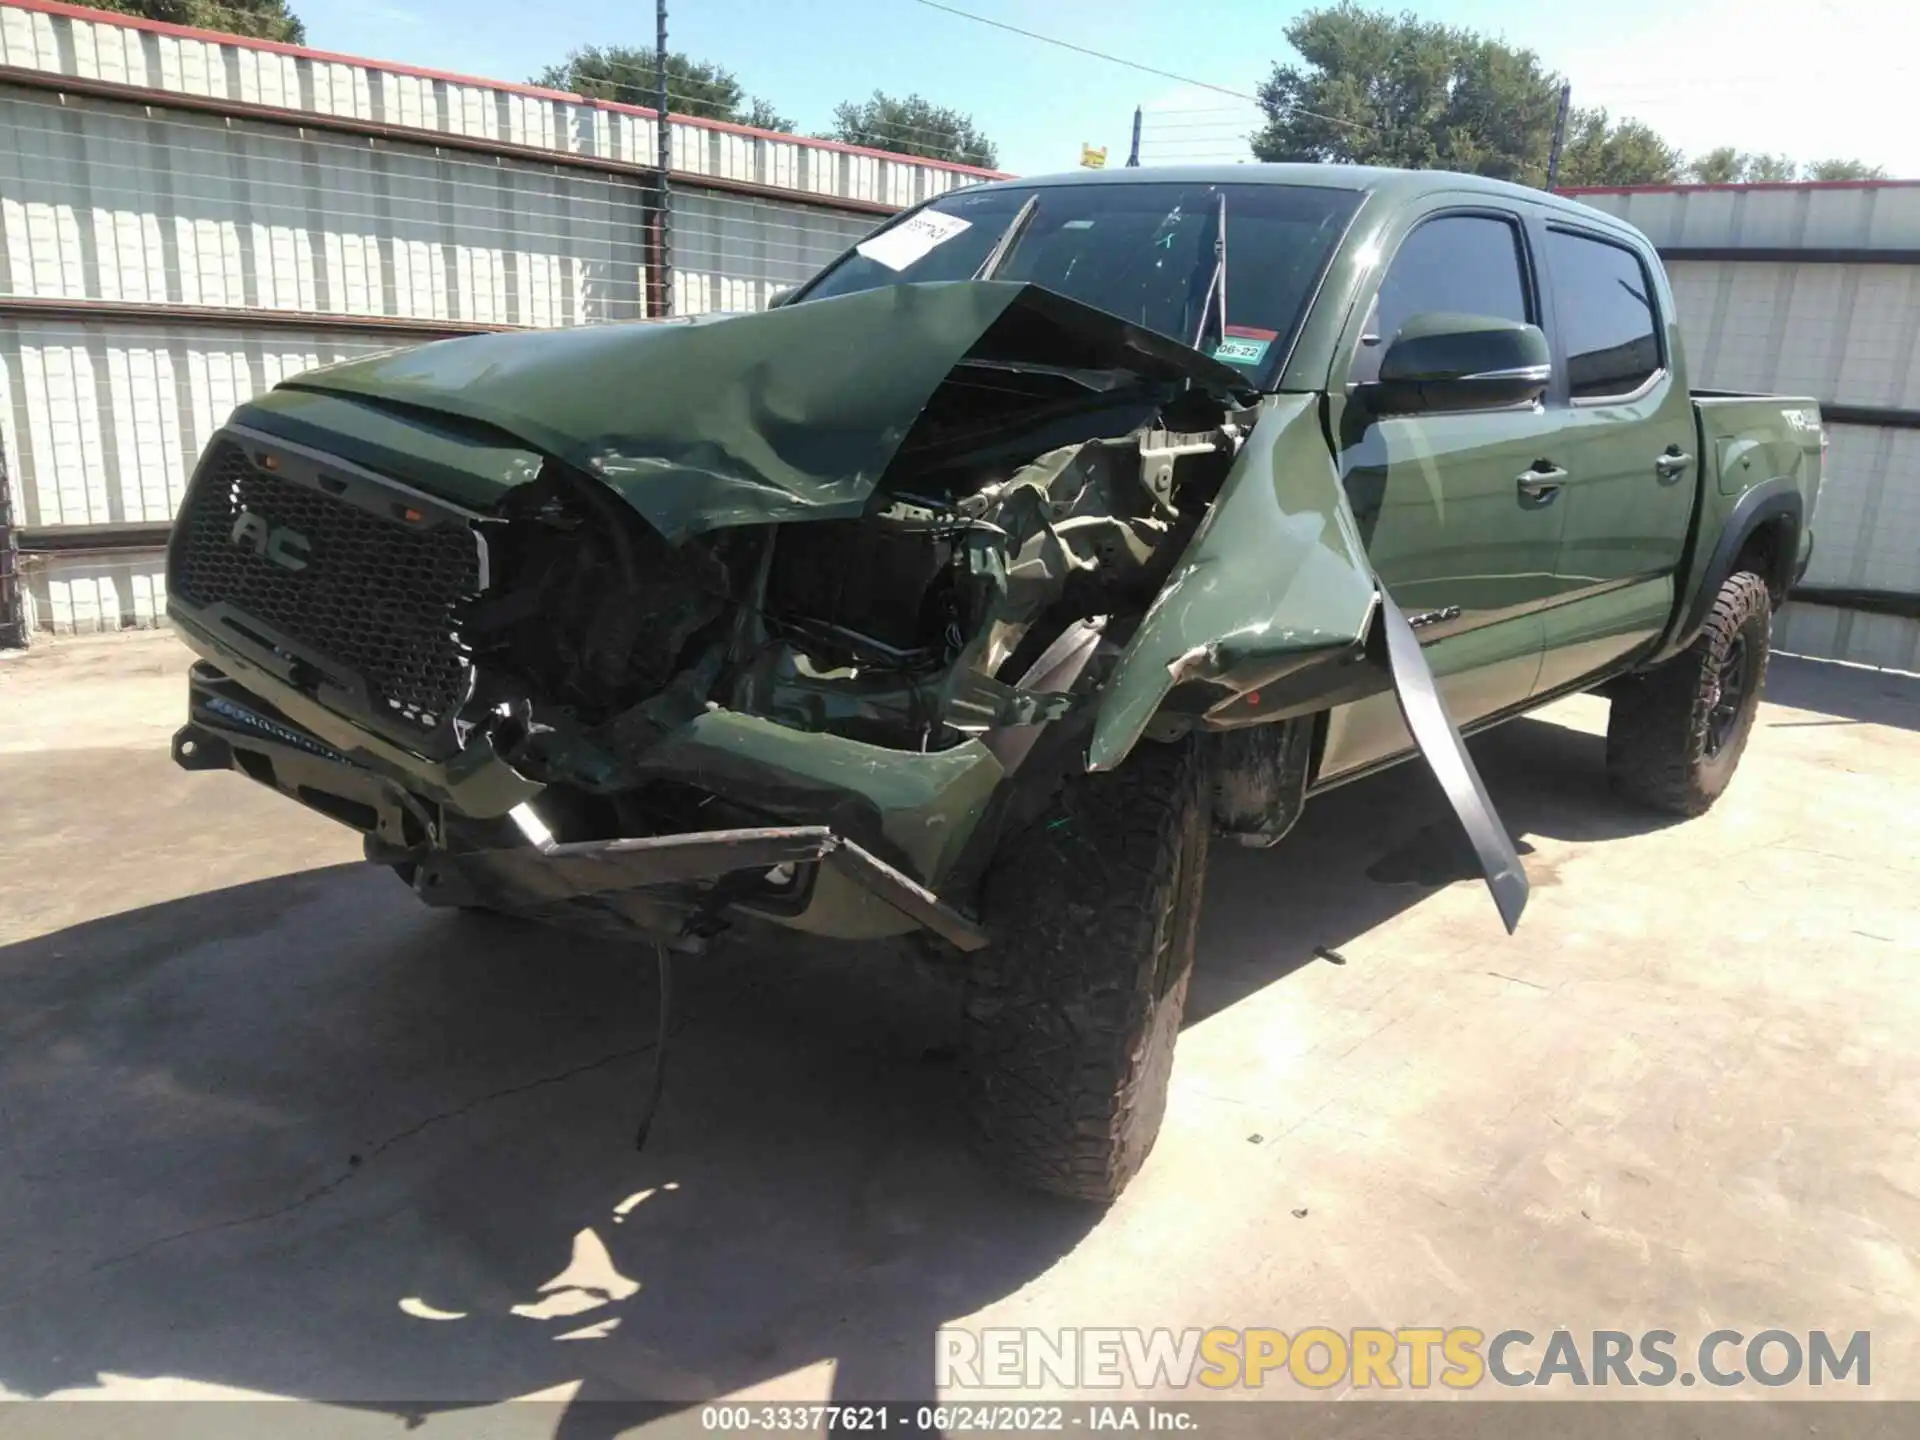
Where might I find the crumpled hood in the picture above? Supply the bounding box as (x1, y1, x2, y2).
(281, 280, 1247, 542)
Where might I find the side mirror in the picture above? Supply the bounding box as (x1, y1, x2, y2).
(766, 286, 797, 310)
(1354, 313, 1551, 417)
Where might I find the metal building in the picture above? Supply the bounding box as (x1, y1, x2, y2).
(0, 0, 997, 636)
(1571, 180, 1920, 672)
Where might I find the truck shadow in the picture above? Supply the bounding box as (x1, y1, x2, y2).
(0, 865, 1092, 1430)
(1761, 652, 1920, 732)
(0, 710, 1660, 1427)
(1190, 710, 1668, 1023)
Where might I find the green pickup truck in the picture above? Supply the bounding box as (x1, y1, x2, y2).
(166, 164, 1823, 1201)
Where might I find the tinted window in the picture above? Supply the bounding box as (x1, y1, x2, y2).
(1372, 215, 1531, 349)
(1546, 229, 1662, 398)
(797, 182, 1362, 381)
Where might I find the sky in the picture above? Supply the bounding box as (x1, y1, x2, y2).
(296, 0, 1920, 180)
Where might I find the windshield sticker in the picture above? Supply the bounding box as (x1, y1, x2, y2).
(1213, 325, 1278, 367)
(855, 211, 974, 272)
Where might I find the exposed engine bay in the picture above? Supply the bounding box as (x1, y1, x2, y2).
(459, 370, 1249, 822)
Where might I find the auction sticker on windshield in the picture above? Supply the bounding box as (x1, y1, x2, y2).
(1213, 324, 1278, 367)
(856, 211, 973, 271)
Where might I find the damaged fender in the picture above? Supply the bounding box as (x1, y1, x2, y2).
(1088, 393, 1528, 930)
(1088, 394, 1379, 769)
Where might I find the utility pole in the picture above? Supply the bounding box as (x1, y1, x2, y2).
(1546, 82, 1571, 190)
(654, 0, 673, 317)
(1126, 105, 1142, 167)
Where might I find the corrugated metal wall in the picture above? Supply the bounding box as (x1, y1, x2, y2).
(671, 189, 875, 318)
(1575, 182, 1920, 672)
(0, 318, 394, 630)
(0, 0, 994, 211)
(0, 0, 986, 637)
(0, 88, 652, 326)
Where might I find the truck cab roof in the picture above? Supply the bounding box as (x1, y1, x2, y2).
(976, 162, 1644, 240)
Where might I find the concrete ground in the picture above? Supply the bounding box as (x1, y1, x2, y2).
(1, 631, 1917, 1428)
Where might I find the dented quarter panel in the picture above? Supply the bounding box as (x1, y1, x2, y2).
(1087, 393, 1377, 772)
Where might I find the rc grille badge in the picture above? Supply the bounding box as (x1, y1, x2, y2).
(230, 510, 312, 571)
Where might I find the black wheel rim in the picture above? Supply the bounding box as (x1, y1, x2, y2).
(1705, 633, 1751, 758)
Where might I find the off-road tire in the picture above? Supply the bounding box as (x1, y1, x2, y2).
(1606, 570, 1772, 817)
(963, 736, 1209, 1203)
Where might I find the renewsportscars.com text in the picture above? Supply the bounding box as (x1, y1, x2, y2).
(936, 1327, 1871, 1391)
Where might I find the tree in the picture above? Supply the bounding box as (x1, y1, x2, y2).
(530, 47, 793, 131)
(828, 91, 998, 168)
(1251, 4, 1562, 185)
(1743, 153, 1798, 182)
(740, 97, 795, 134)
(1555, 107, 1681, 187)
(85, 0, 304, 42)
(1806, 157, 1888, 181)
(1686, 146, 1745, 184)
(1682, 150, 1886, 183)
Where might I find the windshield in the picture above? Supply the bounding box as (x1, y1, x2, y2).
(796, 181, 1362, 384)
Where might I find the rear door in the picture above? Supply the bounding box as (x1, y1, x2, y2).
(1530, 223, 1698, 695)
(1319, 205, 1567, 779)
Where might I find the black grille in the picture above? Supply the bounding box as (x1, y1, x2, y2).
(171, 440, 480, 731)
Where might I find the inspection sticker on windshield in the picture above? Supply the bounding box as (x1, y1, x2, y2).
(856, 211, 973, 272)
(1213, 324, 1278, 367)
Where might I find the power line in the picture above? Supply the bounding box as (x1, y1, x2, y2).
(909, 0, 1376, 135)
(907, 0, 1260, 103)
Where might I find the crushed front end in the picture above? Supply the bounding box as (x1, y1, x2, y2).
(166, 281, 1265, 951)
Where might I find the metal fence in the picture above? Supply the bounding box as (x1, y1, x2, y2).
(0, 0, 999, 637)
(1572, 182, 1920, 672)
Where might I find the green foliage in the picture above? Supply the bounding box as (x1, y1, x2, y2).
(1686, 146, 1746, 184)
(828, 91, 998, 168)
(740, 97, 795, 134)
(1742, 153, 1798, 182)
(1251, 3, 1561, 184)
(85, 0, 304, 43)
(1255, 6, 1897, 191)
(1555, 107, 1682, 187)
(1805, 157, 1888, 181)
(530, 47, 793, 131)
(1684, 149, 1885, 184)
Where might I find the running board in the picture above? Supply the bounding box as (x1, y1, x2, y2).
(1378, 591, 1530, 934)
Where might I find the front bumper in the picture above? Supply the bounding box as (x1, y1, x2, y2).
(173, 665, 990, 952)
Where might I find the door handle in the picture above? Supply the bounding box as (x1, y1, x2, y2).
(1655, 450, 1693, 479)
(1516, 465, 1568, 500)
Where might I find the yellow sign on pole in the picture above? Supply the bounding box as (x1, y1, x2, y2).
(1080, 144, 1107, 169)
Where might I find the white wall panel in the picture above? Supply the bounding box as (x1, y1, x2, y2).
(1578, 182, 1920, 253)
(20, 549, 167, 634)
(1666, 260, 1920, 410)
(0, 87, 652, 326)
(671, 188, 874, 316)
(1776, 603, 1920, 675)
(1576, 184, 1920, 668)
(0, 318, 391, 528)
(0, 0, 997, 210)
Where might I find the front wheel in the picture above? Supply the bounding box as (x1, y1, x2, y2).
(1606, 570, 1772, 816)
(962, 736, 1209, 1202)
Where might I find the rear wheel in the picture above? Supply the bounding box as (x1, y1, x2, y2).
(962, 736, 1209, 1202)
(1606, 570, 1771, 816)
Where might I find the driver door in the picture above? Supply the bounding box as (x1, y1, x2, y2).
(1319, 207, 1572, 780)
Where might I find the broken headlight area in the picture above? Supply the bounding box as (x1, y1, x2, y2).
(451, 381, 1253, 866)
